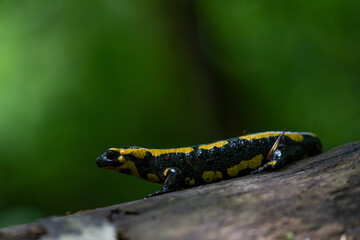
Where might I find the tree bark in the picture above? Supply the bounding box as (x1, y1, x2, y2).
(1, 142, 360, 240)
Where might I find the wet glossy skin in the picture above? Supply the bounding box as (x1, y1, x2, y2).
(96, 131, 322, 197)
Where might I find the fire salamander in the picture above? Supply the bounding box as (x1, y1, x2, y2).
(96, 131, 322, 198)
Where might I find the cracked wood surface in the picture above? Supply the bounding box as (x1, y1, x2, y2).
(1, 142, 360, 240)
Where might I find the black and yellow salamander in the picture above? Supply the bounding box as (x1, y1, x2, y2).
(96, 131, 322, 197)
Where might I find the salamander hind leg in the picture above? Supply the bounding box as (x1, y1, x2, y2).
(145, 167, 185, 198)
(251, 149, 288, 174)
(251, 130, 287, 174)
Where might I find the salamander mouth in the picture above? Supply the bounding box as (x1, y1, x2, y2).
(96, 155, 123, 168)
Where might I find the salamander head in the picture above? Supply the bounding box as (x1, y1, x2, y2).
(96, 148, 123, 168)
(96, 147, 148, 176)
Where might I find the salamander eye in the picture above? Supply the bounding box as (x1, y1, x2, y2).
(106, 150, 120, 160)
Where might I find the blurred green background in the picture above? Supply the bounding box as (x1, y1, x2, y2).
(0, 0, 359, 228)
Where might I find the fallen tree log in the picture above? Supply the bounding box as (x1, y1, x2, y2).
(1, 142, 360, 240)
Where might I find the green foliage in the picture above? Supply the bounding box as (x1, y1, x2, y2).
(0, 0, 359, 227)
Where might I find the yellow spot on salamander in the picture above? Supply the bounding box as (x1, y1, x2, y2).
(286, 133, 303, 142)
(239, 132, 304, 142)
(118, 156, 126, 163)
(120, 148, 148, 159)
(118, 160, 140, 177)
(147, 148, 194, 157)
(227, 154, 263, 177)
(110, 147, 194, 159)
(268, 160, 277, 166)
(202, 171, 223, 183)
(185, 177, 195, 186)
(198, 140, 229, 150)
(147, 173, 160, 183)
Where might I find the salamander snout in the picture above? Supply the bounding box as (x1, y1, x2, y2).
(96, 149, 124, 168)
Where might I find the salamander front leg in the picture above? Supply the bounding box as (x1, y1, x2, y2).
(145, 167, 185, 198)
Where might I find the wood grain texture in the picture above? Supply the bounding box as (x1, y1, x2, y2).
(1, 142, 360, 240)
